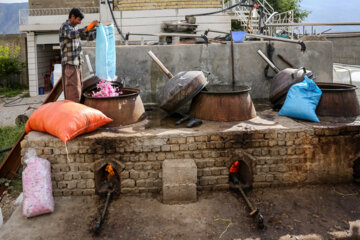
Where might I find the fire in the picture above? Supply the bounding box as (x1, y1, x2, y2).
(229, 161, 240, 173)
(105, 164, 115, 180)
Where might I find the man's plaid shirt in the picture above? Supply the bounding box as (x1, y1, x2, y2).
(59, 20, 96, 66)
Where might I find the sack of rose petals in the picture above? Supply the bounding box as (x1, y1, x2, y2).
(22, 149, 54, 218)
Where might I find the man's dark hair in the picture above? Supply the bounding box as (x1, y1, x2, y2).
(69, 8, 84, 20)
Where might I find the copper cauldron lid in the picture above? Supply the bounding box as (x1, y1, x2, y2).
(160, 70, 208, 114)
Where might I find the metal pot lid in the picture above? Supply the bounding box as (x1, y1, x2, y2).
(160, 71, 208, 114)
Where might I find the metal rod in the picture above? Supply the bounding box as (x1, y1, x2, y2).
(238, 185, 255, 211)
(230, 183, 265, 229)
(257, 50, 280, 73)
(266, 22, 360, 27)
(246, 33, 303, 44)
(95, 191, 111, 232)
(85, 55, 94, 75)
(147, 51, 174, 79)
(277, 54, 295, 68)
(231, 32, 235, 87)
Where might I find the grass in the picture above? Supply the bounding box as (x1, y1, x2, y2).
(0, 124, 25, 193)
(0, 85, 27, 98)
(22, 92, 30, 98)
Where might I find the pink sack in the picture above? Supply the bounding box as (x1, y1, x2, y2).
(22, 152, 54, 218)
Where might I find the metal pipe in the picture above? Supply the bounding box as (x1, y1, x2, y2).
(147, 51, 174, 79)
(231, 183, 264, 229)
(266, 22, 360, 27)
(231, 33, 235, 87)
(247, 34, 306, 51)
(257, 50, 280, 73)
(238, 185, 255, 211)
(246, 34, 302, 44)
(95, 191, 111, 232)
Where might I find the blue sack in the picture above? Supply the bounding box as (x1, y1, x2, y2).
(96, 23, 116, 80)
(278, 76, 322, 122)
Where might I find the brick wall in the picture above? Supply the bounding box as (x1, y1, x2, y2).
(20, 125, 359, 197)
(114, 0, 222, 11)
(28, 0, 99, 9)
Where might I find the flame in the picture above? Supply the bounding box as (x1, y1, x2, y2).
(229, 161, 240, 173)
(105, 164, 115, 180)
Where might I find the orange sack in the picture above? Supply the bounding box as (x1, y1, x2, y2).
(25, 100, 112, 142)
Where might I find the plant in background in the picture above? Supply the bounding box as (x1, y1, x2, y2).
(230, 0, 310, 31)
(0, 44, 26, 88)
(266, 0, 310, 22)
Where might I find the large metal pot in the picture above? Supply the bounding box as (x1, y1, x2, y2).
(83, 88, 146, 127)
(148, 51, 208, 114)
(160, 71, 208, 113)
(189, 85, 257, 121)
(316, 82, 360, 117)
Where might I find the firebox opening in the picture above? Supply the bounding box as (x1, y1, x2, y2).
(229, 160, 252, 187)
(95, 164, 121, 195)
(353, 158, 360, 185)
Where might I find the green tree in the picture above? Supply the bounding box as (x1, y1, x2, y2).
(0, 45, 25, 87)
(266, 0, 310, 22)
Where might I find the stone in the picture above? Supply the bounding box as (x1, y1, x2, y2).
(195, 136, 208, 142)
(121, 179, 135, 188)
(169, 137, 186, 144)
(161, 145, 171, 152)
(170, 145, 180, 151)
(129, 170, 140, 179)
(162, 159, 197, 204)
(163, 184, 197, 204)
(86, 180, 95, 188)
(120, 171, 129, 179)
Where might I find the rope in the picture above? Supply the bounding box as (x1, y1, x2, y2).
(264, 43, 275, 79)
(64, 141, 71, 164)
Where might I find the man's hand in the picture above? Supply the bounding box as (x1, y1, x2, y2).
(86, 20, 100, 31)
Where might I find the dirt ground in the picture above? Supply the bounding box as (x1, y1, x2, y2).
(0, 183, 359, 240)
(0, 94, 47, 127)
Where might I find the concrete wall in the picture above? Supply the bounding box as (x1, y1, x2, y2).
(0, 33, 28, 86)
(83, 41, 333, 102)
(325, 34, 360, 65)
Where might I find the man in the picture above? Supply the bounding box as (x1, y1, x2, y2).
(59, 8, 99, 103)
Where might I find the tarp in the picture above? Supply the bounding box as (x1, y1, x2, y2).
(96, 23, 116, 80)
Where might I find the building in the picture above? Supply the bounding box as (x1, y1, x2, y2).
(19, 0, 232, 96)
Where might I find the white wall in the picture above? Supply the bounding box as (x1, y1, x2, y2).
(36, 44, 60, 90)
(114, 8, 231, 41)
(27, 32, 38, 97)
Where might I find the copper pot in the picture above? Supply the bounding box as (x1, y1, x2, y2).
(83, 88, 146, 127)
(316, 82, 360, 117)
(189, 85, 256, 122)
